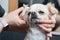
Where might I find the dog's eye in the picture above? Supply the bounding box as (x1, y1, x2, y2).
(28, 12, 31, 15)
(38, 11, 44, 14)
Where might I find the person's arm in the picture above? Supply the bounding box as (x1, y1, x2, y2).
(52, 14, 60, 31)
(0, 17, 8, 32)
(0, 23, 4, 32)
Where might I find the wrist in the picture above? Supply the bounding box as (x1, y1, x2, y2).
(0, 18, 8, 27)
(3, 16, 10, 25)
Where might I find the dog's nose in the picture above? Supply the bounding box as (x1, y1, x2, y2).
(31, 12, 38, 19)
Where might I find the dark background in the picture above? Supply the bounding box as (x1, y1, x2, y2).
(0, 31, 60, 40)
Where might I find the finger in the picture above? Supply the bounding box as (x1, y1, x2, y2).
(18, 18, 26, 25)
(40, 24, 55, 28)
(14, 16, 26, 26)
(46, 32, 52, 37)
(13, 7, 24, 15)
(39, 20, 56, 24)
(39, 25, 52, 32)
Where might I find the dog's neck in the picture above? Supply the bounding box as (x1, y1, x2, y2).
(25, 24, 47, 40)
(29, 24, 45, 33)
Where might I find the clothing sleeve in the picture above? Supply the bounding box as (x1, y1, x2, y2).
(0, 5, 5, 17)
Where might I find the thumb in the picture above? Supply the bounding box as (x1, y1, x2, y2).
(13, 7, 24, 15)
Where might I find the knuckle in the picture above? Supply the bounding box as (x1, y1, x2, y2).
(46, 28, 52, 32)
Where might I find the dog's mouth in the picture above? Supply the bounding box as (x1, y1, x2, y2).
(35, 22, 41, 24)
(31, 19, 41, 24)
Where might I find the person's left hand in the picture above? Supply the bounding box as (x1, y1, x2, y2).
(38, 20, 56, 37)
(3, 7, 26, 26)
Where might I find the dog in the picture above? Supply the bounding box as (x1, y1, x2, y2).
(20, 3, 58, 40)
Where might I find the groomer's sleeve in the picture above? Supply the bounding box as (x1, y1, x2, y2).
(0, 5, 5, 17)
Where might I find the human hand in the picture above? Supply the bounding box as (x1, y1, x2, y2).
(3, 7, 26, 26)
(38, 20, 56, 37)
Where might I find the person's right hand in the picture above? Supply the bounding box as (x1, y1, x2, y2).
(38, 20, 56, 37)
(3, 7, 26, 26)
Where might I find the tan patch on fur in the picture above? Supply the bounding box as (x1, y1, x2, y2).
(47, 3, 58, 16)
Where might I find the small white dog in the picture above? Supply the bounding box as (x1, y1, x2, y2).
(20, 3, 58, 40)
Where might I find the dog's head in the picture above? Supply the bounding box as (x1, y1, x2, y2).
(20, 3, 58, 25)
(28, 4, 50, 24)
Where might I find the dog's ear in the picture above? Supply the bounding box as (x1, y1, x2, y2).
(19, 5, 30, 31)
(20, 4, 30, 21)
(46, 3, 58, 15)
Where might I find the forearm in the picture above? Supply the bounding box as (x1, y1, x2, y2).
(56, 14, 60, 25)
(52, 14, 60, 31)
(0, 17, 8, 32)
(0, 23, 4, 32)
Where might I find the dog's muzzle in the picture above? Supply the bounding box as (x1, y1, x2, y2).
(31, 12, 38, 19)
(29, 12, 40, 24)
